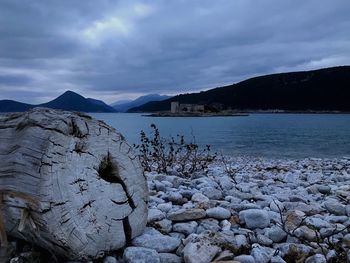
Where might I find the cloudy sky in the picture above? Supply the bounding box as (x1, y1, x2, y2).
(0, 0, 350, 104)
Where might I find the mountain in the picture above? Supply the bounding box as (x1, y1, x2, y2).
(111, 94, 171, 112)
(129, 66, 350, 112)
(0, 90, 116, 113)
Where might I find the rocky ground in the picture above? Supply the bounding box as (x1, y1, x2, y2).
(8, 157, 350, 263)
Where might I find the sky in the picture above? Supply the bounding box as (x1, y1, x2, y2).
(0, 0, 350, 104)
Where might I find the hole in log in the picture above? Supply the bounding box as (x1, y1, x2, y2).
(98, 153, 120, 184)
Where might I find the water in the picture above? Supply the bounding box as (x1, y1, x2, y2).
(90, 113, 350, 159)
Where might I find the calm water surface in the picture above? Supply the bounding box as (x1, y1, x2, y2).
(91, 113, 350, 159)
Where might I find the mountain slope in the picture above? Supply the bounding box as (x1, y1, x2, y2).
(112, 94, 170, 112)
(0, 100, 33, 112)
(0, 91, 116, 113)
(129, 66, 350, 112)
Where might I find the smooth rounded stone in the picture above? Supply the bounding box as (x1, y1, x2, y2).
(218, 176, 234, 190)
(270, 256, 287, 263)
(173, 221, 198, 235)
(180, 190, 195, 199)
(191, 193, 210, 203)
(235, 234, 249, 248)
(324, 200, 346, 215)
(168, 192, 186, 205)
(256, 234, 273, 246)
(103, 256, 119, 263)
(269, 200, 284, 213)
(157, 203, 173, 213)
(250, 245, 274, 263)
(317, 185, 331, 194)
(342, 233, 350, 247)
(206, 207, 231, 220)
(213, 250, 235, 261)
(325, 215, 349, 223)
(123, 247, 160, 263)
(304, 217, 331, 229)
(183, 239, 221, 263)
(294, 226, 316, 241)
(234, 255, 255, 263)
(159, 253, 182, 263)
(220, 220, 231, 231)
(305, 254, 326, 263)
(155, 181, 167, 192)
(154, 219, 173, 234)
(289, 195, 306, 203)
(131, 228, 181, 252)
(266, 226, 287, 243)
(196, 218, 220, 234)
(150, 196, 166, 205)
(168, 208, 206, 222)
(239, 209, 270, 229)
(148, 209, 166, 223)
(182, 202, 196, 209)
(201, 187, 223, 200)
(285, 210, 305, 230)
(170, 232, 186, 240)
(346, 205, 350, 216)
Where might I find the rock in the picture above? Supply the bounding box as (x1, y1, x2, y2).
(206, 207, 231, 220)
(317, 185, 331, 195)
(250, 245, 274, 263)
(191, 193, 210, 203)
(153, 219, 173, 234)
(304, 217, 331, 229)
(183, 239, 220, 263)
(235, 234, 249, 249)
(132, 228, 181, 252)
(324, 200, 346, 215)
(213, 250, 235, 261)
(269, 200, 284, 213)
(168, 208, 206, 222)
(305, 254, 326, 263)
(201, 187, 223, 200)
(159, 253, 182, 263)
(294, 226, 316, 241)
(270, 256, 287, 263)
(168, 192, 187, 205)
(285, 210, 305, 231)
(173, 221, 198, 235)
(239, 209, 270, 229)
(158, 203, 173, 213)
(234, 255, 255, 263)
(220, 220, 231, 231)
(148, 209, 166, 223)
(103, 256, 119, 263)
(123, 247, 160, 263)
(196, 219, 221, 234)
(256, 234, 273, 246)
(266, 226, 287, 243)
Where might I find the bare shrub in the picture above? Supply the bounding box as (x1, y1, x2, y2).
(133, 124, 216, 177)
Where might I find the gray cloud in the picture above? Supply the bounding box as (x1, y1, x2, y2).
(0, 0, 349, 104)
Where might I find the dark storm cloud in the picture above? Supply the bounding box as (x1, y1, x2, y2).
(0, 0, 350, 103)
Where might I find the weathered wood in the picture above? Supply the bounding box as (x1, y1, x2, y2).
(0, 108, 148, 259)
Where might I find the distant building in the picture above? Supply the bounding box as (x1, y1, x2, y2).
(170, 101, 205, 113)
(171, 101, 179, 113)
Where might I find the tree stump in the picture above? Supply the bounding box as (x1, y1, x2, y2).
(0, 108, 148, 260)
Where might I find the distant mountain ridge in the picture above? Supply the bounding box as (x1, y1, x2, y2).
(111, 94, 171, 112)
(0, 90, 116, 112)
(129, 66, 350, 112)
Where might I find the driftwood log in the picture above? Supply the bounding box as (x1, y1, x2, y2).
(0, 108, 148, 259)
